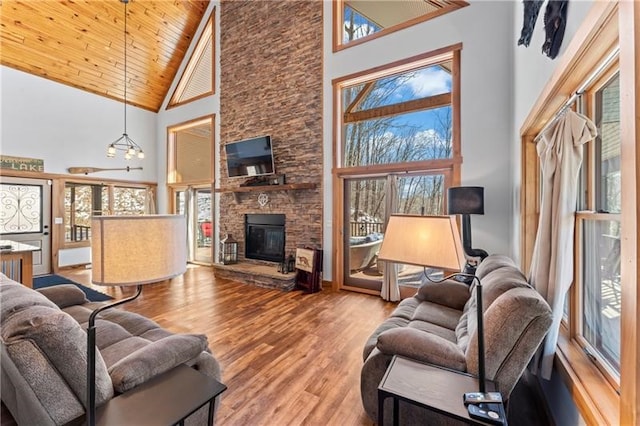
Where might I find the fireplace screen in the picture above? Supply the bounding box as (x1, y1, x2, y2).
(245, 214, 285, 262)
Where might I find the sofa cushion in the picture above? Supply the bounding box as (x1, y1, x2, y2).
(36, 284, 89, 309)
(415, 279, 470, 310)
(109, 334, 209, 393)
(0, 277, 58, 315)
(1, 305, 114, 406)
(474, 254, 516, 280)
(377, 328, 466, 371)
(412, 300, 462, 331)
(363, 316, 410, 360)
(408, 320, 457, 343)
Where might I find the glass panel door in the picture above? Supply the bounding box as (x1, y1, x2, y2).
(0, 177, 52, 275)
(171, 186, 213, 264)
(194, 187, 212, 264)
(342, 172, 449, 292)
(344, 177, 386, 291)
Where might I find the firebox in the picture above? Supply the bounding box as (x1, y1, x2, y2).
(245, 214, 285, 263)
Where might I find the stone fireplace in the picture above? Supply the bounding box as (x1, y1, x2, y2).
(216, 0, 323, 289)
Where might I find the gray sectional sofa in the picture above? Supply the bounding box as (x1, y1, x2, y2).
(361, 254, 553, 424)
(0, 273, 221, 425)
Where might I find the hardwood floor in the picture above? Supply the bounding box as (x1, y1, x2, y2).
(69, 265, 395, 425)
(2, 265, 550, 425)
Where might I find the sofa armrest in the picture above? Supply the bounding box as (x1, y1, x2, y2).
(415, 279, 470, 310)
(377, 328, 466, 371)
(37, 284, 89, 309)
(108, 334, 209, 393)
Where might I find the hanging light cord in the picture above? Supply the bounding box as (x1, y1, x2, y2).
(123, 0, 128, 136)
(107, 0, 143, 160)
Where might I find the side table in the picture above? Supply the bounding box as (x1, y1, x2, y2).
(378, 356, 505, 425)
(96, 364, 227, 425)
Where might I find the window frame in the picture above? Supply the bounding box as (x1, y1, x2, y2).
(518, 2, 640, 424)
(332, 0, 468, 52)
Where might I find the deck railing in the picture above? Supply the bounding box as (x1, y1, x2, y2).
(350, 221, 383, 237)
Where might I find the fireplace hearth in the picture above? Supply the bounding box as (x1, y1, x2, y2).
(245, 214, 285, 263)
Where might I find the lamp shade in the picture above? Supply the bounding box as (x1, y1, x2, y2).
(377, 215, 466, 271)
(447, 186, 484, 215)
(91, 215, 187, 286)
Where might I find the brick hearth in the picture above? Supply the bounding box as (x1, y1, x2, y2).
(213, 262, 296, 291)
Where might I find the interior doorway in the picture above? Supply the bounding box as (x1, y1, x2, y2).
(0, 176, 52, 276)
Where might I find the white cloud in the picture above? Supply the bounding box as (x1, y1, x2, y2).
(407, 68, 451, 97)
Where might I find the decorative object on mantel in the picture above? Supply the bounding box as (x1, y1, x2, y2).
(220, 234, 238, 265)
(67, 166, 143, 175)
(0, 155, 44, 173)
(106, 0, 144, 160)
(257, 192, 269, 207)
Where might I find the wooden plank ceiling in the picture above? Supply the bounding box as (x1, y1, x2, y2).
(0, 0, 209, 112)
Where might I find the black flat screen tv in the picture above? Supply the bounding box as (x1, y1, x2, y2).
(225, 135, 275, 178)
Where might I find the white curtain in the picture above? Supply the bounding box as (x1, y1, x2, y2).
(380, 175, 400, 301)
(529, 109, 597, 379)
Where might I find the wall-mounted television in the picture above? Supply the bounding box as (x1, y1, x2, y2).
(225, 135, 275, 178)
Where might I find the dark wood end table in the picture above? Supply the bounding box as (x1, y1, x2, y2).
(378, 356, 502, 426)
(96, 364, 227, 425)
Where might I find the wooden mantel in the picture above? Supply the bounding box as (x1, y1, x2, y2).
(215, 183, 317, 202)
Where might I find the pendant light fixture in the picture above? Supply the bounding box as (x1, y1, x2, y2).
(107, 0, 144, 160)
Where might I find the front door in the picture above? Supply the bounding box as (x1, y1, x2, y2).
(0, 177, 52, 275)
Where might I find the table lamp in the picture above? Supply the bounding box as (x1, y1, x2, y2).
(377, 214, 505, 424)
(88, 215, 187, 426)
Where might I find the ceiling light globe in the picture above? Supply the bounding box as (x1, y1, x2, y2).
(124, 152, 132, 160)
(137, 150, 145, 159)
(107, 145, 117, 156)
(127, 147, 136, 156)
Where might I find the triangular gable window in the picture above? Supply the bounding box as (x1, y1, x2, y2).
(167, 12, 214, 108)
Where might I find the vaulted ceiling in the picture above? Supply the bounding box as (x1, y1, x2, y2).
(0, 0, 210, 112)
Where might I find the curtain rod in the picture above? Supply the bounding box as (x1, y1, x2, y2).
(534, 45, 620, 143)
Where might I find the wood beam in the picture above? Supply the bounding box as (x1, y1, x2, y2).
(343, 93, 451, 123)
(344, 82, 374, 114)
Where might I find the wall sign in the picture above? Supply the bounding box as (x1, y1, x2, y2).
(0, 155, 44, 172)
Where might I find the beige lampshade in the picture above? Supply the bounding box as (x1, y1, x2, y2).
(377, 215, 466, 271)
(91, 215, 187, 286)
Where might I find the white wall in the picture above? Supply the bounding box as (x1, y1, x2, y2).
(510, 0, 594, 265)
(0, 66, 156, 182)
(323, 1, 515, 279)
(155, 1, 219, 212)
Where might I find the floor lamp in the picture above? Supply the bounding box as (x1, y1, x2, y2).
(447, 186, 488, 280)
(88, 215, 187, 426)
(378, 215, 506, 424)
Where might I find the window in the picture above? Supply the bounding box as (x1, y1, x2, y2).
(64, 182, 153, 244)
(341, 60, 454, 168)
(334, 1, 468, 51)
(573, 71, 621, 384)
(334, 46, 461, 292)
(167, 11, 214, 108)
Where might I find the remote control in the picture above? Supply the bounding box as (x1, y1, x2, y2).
(467, 402, 507, 426)
(463, 391, 503, 405)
